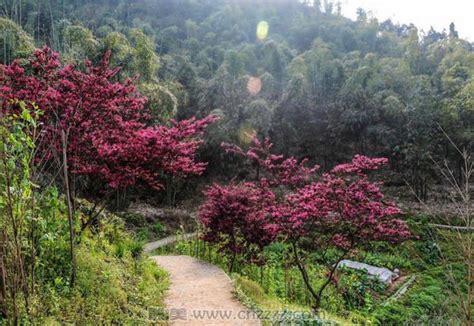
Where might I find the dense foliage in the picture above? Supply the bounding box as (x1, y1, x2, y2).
(2, 0, 472, 199)
(0, 110, 168, 323)
(200, 181, 278, 271)
(0, 47, 216, 193)
(199, 138, 411, 310)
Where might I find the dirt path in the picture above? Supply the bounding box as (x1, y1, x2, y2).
(144, 233, 196, 253)
(152, 255, 260, 325)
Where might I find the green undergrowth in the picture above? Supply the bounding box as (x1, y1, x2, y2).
(372, 267, 463, 325)
(118, 205, 198, 242)
(155, 218, 468, 325)
(233, 274, 353, 325)
(31, 200, 169, 324)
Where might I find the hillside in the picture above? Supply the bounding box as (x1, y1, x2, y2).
(2, 1, 472, 196)
(0, 0, 472, 325)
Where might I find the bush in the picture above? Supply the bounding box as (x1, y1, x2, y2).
(362, 252, 412, 270)
(30, 203, 169, 323)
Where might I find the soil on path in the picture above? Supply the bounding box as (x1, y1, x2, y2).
(144, 233, 195, 253)
(152, 255, 261, 326)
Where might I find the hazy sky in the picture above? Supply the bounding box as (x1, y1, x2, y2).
(340, 0, 474, 41)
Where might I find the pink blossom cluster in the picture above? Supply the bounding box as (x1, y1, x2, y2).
(199, 181, 278, 263)
(0, 47, 217, 190)
(222, 137, 319, 186)
(280, 171, 410, 250)
(200, 137, 411, 261)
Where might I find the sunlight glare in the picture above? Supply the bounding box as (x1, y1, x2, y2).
(256, 21, 269, 40)
(247, 76, 262, 96)
(238, 125, 257, 145)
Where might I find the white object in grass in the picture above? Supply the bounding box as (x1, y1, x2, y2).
(336, 259, 399, 284)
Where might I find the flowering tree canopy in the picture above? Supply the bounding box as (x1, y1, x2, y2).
(279, 154, 411, 249)
(222, 137, 319, 186)
(199, 180, 279, 271)
(200, 138, 411, 309)
(0, 47, 217, 190)
(202, 139, 410, 254)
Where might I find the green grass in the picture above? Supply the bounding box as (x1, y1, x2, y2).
(156, 218, 470, 325)
(372, 268, 463, 325)
(233, 274, 358, 325)
(29, 204, 170, 324)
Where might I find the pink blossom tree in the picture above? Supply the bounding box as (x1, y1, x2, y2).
(200, 138, 411, 311)
(199, 180, 279, 272)
(222, 137, 319, 187)
(278, 155, 411, 310)
(199, 138, 317, 271)
(0, 47, 217, 193)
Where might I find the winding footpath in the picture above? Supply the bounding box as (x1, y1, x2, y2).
(144, 233, 197, 253)
(148, 237, 260, 325)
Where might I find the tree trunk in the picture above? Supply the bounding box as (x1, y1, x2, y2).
(228, 232, 237, 274)
(61, 130, 76, 287)
(292, 241, 349, 312)
(0, 231, 6, 319)
(228, 250, 237, 274)
(314, 253, 347, 310)
(291, 242, 319, 310)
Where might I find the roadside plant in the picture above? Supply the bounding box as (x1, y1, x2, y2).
(200, 138, 411, 311)
(279, 155, 411, 311)
(0, 47, 217, 227)
(199, 181, 278, 272)
(0, 104, 38, 322)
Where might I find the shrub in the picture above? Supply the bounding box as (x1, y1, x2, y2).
(32, 210, 168, 324)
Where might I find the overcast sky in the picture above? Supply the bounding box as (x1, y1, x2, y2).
(339, 0, 473, 41)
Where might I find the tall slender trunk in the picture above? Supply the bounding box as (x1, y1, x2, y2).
(291, 242, 319, 310)
(228, 233, 237, 274)
(61, 130, 76, 287)
(292, 241, 349, 311)
(228, 249, 237, 274)
(314, 253, 347, 310)
(0, 231, 6, 319)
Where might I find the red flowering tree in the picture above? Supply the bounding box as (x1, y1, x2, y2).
(199, 180, 279, 272)
(200, 138, 411, 311)
(199, 138, 318, 271)
(0, 47, 216, 192)
(0, 47, 216, 287)
(222, 138, 319, 187)
(278, 154, 411, 310)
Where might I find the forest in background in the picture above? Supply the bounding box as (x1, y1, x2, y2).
(1, 0, 472, 203)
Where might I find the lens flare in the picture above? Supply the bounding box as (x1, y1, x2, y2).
(247, 76, 262, 96)
(238, 125, 257, 145)
(256, 21, 269, 40)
